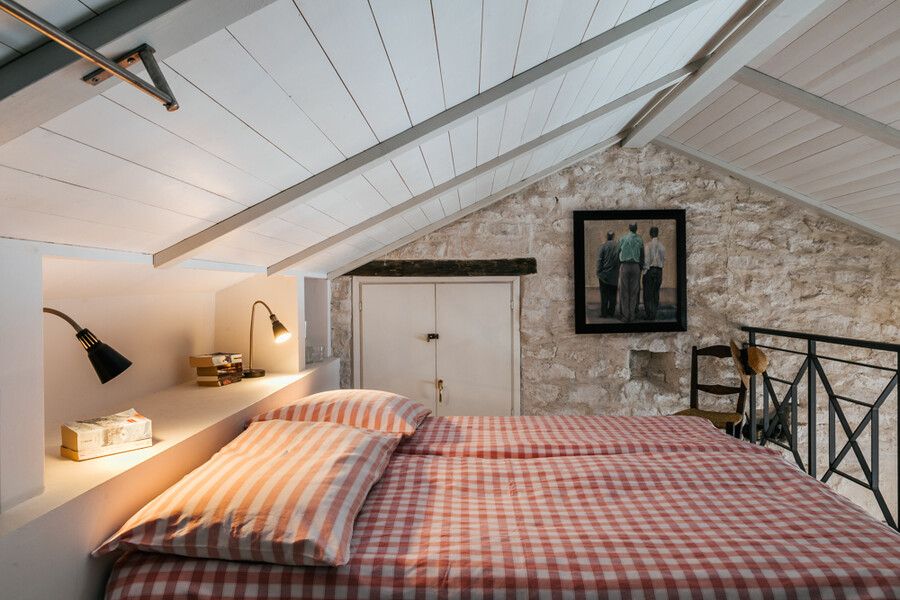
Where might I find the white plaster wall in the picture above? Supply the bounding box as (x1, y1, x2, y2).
(304, 277, 330, 360)
(0, 240, 44, 511)
(215, 274, 301, 374)
(43, 293, 216, 429)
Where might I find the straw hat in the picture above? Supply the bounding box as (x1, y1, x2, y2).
(730, 339, 768, 388)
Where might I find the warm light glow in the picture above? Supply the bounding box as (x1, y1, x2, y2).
(271, 318, 291, 344)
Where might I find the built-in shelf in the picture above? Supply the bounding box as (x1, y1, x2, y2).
(0, 359, 339, 538)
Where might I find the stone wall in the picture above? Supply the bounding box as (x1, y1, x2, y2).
(331, 142, 899, 520)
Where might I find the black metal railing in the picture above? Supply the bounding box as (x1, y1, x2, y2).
(742, 326, 899, 531)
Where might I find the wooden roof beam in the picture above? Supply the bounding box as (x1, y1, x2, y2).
(732, 66, 900, 151)
(267, 59, 703, 276)
(622, 0, 834, 149)
(327, 134, 625, 279)
(152, 0, 714, 269)
(0, 0, 277, 147)
(655, 136, 900, 246)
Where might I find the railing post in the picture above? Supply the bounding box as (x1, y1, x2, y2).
(749, 331, 757, 444)
(791, 383, 800, 469)
(829, 374, 835, 472)
(808, 340, 816, 478)
(763, 373, 770, 444)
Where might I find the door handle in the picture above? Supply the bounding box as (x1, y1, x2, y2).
(426, 333, 439, 342)
(437, 379, 443, 403)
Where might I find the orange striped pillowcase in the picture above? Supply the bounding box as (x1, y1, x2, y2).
(251, 389, 431, 435)
(93, 420, 401, 566)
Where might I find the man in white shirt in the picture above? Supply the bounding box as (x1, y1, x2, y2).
(642, 226, 665, 320)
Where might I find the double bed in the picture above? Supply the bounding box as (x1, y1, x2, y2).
(98, 391, 900, 599)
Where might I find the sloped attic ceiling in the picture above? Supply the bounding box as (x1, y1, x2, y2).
(1, 0, 894, 280)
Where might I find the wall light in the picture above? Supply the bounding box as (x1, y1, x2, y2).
(43, 308, 132, 384)
(244, 300, 292, 378)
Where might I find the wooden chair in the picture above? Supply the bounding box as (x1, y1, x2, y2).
(674, 345, 745, 437)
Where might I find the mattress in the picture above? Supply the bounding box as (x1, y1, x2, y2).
(103, 416, 900, 599)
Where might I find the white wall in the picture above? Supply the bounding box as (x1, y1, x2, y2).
(304, 277, 329, 360)
(43, 293, 216, 428)
(215, 274, 301, 374)
(0, 240, 44, 511)
(0, 248, 328, 599)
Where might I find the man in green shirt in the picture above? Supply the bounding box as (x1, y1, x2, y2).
(617, 222, 644, 322)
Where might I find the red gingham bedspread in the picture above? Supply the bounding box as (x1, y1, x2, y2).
(397, 414, 752, 457)
(105, 420, 900, 599)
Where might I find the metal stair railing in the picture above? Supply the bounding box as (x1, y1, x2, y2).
(742, 326, 899, 531)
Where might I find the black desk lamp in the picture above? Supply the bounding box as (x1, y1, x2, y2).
(43, 308, 132, 384)
(244, 300, 292, 378)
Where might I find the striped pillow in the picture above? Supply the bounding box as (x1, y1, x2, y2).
(251, 389, 431, 435)
(93, 420, 401, 566)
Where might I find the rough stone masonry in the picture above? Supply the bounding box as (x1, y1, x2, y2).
(332, 142, 899, 520)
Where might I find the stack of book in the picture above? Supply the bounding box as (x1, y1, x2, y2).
(60, 408, 152, 461)
(190, 353, 243, 386)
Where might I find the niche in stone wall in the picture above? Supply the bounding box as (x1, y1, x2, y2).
(629, 350, 677, 391)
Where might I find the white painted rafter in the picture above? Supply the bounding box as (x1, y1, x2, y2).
(732, 66, 900, 151)
(327, 134, 626, 279)
(655, 136, 900, 245)
(0, 0, 278, 147)
(622, 0, 834, 149)
(152, 0, 714, 269)
(267, 59, 704, 276)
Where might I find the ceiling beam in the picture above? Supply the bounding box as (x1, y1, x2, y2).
(0, 0, 277, 147)
(732, 66, 900, 151)
(622, 0, 830, 149)
(152, 0, 714, 269)
(267, 59, 704, 276)
(655, 136, 900, 246)
(327, 134, 625, 279)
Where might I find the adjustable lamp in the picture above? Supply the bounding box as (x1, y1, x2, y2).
(244, 300, 292, 378)
(43, 308, 132, 384)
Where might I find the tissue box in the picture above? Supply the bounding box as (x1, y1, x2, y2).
(61, 408, 152, 454)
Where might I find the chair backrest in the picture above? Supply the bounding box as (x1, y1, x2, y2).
(690, 345, 746, 415)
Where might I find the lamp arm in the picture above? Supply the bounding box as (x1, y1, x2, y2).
(248, 300, 275, 371)
(43, 307, 83, 332)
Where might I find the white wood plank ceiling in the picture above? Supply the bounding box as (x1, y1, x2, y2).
(662, 0, 900, 243)
(2, 0, 887, 279)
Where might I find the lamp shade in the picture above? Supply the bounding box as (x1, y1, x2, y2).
(76, 328, 133, 384)
(271, 316, 292, 344)
(44, 308, 133, 384)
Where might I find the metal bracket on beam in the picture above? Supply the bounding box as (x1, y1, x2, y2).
(0, 0, 179, 111)
(82, 44, 178, 110)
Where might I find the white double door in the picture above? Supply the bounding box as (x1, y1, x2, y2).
(353, 277, 520, 416)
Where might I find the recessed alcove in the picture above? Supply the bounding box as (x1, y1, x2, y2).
(628, 349, 677, 390)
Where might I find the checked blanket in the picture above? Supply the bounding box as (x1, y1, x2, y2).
(105, 417, 900, 599)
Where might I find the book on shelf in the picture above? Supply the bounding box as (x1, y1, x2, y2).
(195, 364, 242, 376)
(197, 374, 243, 387)
(196, 374, 244, 382)
(189, 353, 242, 368)
(60, 437, 152, 461)
(61, 408, 152, 452)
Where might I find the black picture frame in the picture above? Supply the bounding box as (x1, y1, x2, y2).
(574, 209, 686, 334)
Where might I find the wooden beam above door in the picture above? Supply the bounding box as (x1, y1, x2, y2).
(345, 258, 537, 278)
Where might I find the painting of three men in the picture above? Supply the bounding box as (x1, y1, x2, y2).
(574, 209, 687, 334)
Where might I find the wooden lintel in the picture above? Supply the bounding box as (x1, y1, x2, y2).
(345, 258, 537, 278)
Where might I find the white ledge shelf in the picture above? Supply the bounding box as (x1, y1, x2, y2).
(0, 359, 339, 538)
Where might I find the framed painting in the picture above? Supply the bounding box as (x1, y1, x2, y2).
(574, 209, 686, 334)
